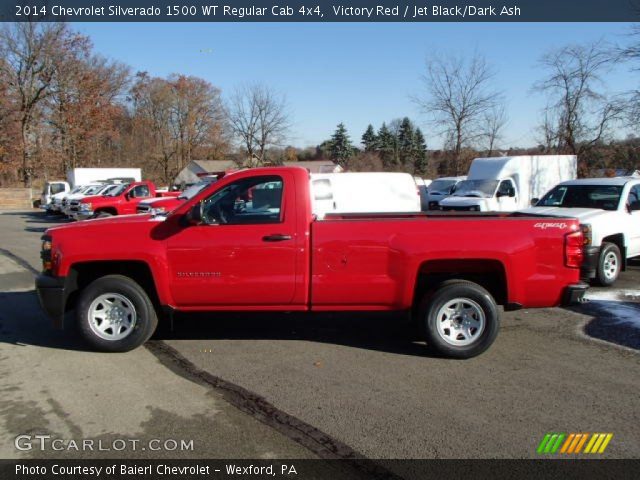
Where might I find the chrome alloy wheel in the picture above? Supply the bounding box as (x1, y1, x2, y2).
(435, 298, 486, 346)
(88, 293, 137, 341)
(602, 251, 619, 281)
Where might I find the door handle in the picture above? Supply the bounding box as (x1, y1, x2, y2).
(262, 234, 292, 242)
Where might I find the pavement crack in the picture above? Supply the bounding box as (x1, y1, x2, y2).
(145, 340, 402, 480)
(0, 248, 39, 275)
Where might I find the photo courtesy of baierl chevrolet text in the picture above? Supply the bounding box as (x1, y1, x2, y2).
(0, 1, 639, 479)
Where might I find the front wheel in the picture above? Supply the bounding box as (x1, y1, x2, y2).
(76, 275, 158, 352)
(596, 242, 622, 287)
(419, 280, 500, 359)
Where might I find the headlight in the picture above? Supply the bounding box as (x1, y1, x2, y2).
(580, 224, 592, 246)
(80, 203, 92, 211)
(150, 207, 167, 215)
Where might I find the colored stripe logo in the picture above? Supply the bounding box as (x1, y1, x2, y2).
(537, 433, 613, 454)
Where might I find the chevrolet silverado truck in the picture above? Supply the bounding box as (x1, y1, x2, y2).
(520, 177, 640, 286)
(69, 181, 180, 220)
(36, 167, 587, 358)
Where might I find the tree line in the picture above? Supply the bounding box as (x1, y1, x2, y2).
(1, 22, 639, 188)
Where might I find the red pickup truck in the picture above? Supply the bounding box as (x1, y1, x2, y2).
(36, 167, 587, 358)
(69, 181, 180, 220)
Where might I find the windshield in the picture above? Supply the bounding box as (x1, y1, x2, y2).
(537, 185, 623, 210)
(105, 184, 128, 197)
(179, 179, 215, 200)
(452, 180, 499, 198)
(83, 185, 104, 195)
(428, 179, 457, 194)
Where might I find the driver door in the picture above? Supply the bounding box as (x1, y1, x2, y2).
(166, 173, 298, 307)
(122, 184, 152, 215)
(627, 185, 640, 257)
(496, 179, 518, 211)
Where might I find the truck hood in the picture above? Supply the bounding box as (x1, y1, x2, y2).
(46, 214, 159, 236)
(80, 194, 119, 205)
(519, 207, 608, 222)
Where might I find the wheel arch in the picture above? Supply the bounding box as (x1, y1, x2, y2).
(64, 260, 161, 315)
(601, 233, 626, 271)
(412, 259, 508, 311)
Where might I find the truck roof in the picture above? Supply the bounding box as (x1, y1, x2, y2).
(558, 177, 640, 187)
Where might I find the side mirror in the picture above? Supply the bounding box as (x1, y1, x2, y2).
(508, 187, 516, 197)
(125, 192, 132, 200)
(628, 201, 640, 212)
(531, 198, 540, 206)
(185, 203, 203, 225)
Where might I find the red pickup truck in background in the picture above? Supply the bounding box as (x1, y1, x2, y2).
(36, 167, 587, 358)
(69, 181, 180, 220)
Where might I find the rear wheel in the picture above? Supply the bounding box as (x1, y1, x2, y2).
(419, 280, 499, 359)
(76, 275, 158, 352)
(596, 242, 621, 286)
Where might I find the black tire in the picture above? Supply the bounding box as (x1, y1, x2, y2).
(596, 242, 622, 287)
(76, 275, 158, 352)
(93, 211, 113, 219)
(418, 280, 499, 359)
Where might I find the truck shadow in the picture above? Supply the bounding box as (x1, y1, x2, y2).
(0, 289, 433, 357)
(0, 290, 89, 351)
(1, 210, 71, 229)
(157, 311, 433, 358)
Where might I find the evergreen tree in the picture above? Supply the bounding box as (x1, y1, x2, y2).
(329, 123, 354, 168)
(397, 117, 415, 167)
(412, 128, 428, 175)
(376, 122, 395, 170)
(361, 124, 377, 151)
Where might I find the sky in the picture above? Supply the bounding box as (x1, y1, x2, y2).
(75, 22, 637, 149)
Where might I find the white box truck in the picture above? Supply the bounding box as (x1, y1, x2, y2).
(41, 168, 142, 211)
(310, 172, 421, 218)
(438, 155, 577, 212)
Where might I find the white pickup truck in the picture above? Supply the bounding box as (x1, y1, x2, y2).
(520, 177, 640, 286)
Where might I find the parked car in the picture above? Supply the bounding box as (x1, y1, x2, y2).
(37, 167, 587, 358)
(69, 181, 178, 220)
(61, 184, 116, 217)
(426, 176, 467, 210)
(47, 185, 86, 214)
(439, 155, 577, 212)
(519, 177, 640, 286)
(41, 168, 142, 210)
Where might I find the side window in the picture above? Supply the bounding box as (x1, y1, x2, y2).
(133, 185, 150, 198)
(51, 184, 66, 195)
(497, 180, 514, 197)
(202, 176, 283, 225)
(629, 185, 640, 210)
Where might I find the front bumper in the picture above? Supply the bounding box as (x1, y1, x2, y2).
(561, 282, 589, 306)
(581, 246, 600, 281)
(70, 210, 93, 221)
(35, 274, 67, 329)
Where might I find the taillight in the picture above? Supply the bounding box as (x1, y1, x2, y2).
(565, 230, 584, 268)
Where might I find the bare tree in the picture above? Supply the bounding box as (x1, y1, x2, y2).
(227, 84, 290, 167)
(482, 104, 507, 156)
(413, 52, 503, 174)
(534, 42, 624, 175)
(0, 22, 86, 186)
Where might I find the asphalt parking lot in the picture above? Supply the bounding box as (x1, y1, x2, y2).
(0, 210, 638, 466)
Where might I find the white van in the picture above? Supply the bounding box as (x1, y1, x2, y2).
(310, 172, 421, 218)
(439, 155, 577, 212)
